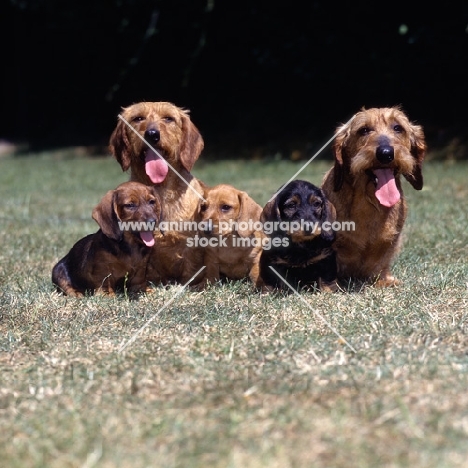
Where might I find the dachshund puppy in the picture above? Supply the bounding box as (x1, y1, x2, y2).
(52, 182, 162, 297)
(197, 184, 265, 285)
(321, 107, 426, 286)
(257, 180, 338, 292)
(109, 101, 206, 286)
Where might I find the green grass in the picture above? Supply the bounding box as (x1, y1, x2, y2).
(0, 151, 467, 467)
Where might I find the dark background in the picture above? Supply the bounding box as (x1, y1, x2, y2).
(2, 0, 468, 158)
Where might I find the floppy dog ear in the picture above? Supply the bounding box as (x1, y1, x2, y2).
(194, 197, 207, 223)
(109, 116, 132, 172)
(179, 111, 204, 172)
(92, 190, 123, 241)
(404, 123, 426, 190)
(260, 195, 281, 230)
(320, 197, 337, 242)
(332, 123, 350, 192)
(237, 192, 263, 237)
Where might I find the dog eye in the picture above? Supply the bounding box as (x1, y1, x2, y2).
(221, 204, 232, 212)
(162, 116, 175, 123)
(148, 199, 156, 205)
(311, 200, 322, 208)
(358, 126, 371, 136)
(200, 203, 207, 212)
(131, 116, 145, 123)
(284, 202, 296, 210)
(393, 124, 404, 133)
(124, 203, 137, 209)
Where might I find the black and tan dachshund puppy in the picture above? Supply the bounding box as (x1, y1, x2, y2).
(257, 180, 338, 292)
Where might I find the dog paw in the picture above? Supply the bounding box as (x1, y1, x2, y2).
(259, 285, 275, 295)
(319, 280, 339, 293)
(375, 276, 401, 288)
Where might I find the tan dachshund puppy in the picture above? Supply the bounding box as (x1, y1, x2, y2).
(197, 184, 265, 285)
(321, 106, 426, 286)
(52, 182, 162, 297)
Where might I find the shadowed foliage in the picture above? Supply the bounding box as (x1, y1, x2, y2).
(3, 1, 468, 157)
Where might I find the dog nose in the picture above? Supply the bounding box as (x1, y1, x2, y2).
(203, 226, 213, 235)
(142, 217, 158, 229)
(376, 145, 394, 164)
(144, 128, 160, 143)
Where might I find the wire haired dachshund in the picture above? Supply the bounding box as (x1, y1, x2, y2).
(321, 106, 426, 286)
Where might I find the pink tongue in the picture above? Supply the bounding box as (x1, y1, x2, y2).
(145, 149, 169, 184)
(374, 169, 400, 207)
(140, 231, 155, 247)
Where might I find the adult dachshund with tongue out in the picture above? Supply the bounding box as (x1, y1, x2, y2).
(52, 182, 162, 297)
(321, 107, 426, 287)
(109, 101, 207, 286)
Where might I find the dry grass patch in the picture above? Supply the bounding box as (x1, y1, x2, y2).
(0, 154, 467, 467)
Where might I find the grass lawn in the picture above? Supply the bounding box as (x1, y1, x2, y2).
(0, 150, 467, 467)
